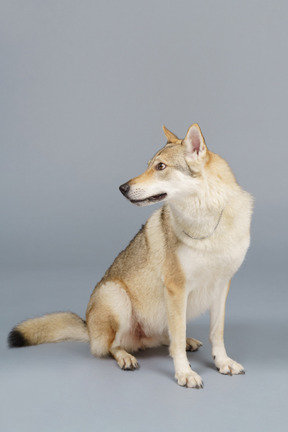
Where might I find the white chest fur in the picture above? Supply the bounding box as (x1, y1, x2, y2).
(177, 231, 250, 319)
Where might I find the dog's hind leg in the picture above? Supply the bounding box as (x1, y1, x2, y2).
(109, 343, 139, 371)
(186, 337, 203, 352)
(86, 281, 139, 370)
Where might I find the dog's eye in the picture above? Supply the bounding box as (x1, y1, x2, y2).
(155, 162, 166, 171)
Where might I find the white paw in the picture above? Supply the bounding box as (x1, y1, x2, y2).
(215, 357, 245, 375)
(186, 337, 203, 352)
(117, 353, 139, 371)
(175, 369, 203, 388)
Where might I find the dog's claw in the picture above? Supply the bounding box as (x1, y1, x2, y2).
(216, 358, 245, 376)
(176, 370, 203, 389)
(122, 360, 139, 371)
(114, 351, 139, 371)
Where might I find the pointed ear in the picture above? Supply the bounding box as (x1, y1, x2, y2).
(162, 125, 181, 144)
(183, 124, 207, 162)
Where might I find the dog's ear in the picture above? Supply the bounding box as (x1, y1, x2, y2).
(162, 125, 181, 144)
(183, 124, 207, 163)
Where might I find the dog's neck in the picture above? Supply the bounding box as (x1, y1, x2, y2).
(168, 196, 225, 241)
(182, 209, 224, 240)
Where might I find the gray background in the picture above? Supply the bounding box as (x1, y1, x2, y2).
(1, 1, 287, 431)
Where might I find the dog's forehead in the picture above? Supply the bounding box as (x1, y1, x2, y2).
(149, 143, 184, 165)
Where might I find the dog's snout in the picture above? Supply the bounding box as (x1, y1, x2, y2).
(119, 182, 130, 196)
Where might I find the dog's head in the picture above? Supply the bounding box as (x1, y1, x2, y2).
(119, 124, 210, 207)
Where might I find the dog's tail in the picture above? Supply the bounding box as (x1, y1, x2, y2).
(8, 312, 89, 348)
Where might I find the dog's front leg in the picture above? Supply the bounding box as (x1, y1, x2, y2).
(210, 280, 245, 375)
(164, 287, 203, 388)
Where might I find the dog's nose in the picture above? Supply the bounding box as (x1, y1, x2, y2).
(119, 183, 130, 196)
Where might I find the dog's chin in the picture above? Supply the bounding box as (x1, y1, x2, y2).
(129, 193, 167, 207)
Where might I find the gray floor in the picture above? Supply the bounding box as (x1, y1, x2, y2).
(1, 253, 287, 432)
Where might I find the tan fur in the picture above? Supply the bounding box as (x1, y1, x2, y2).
(162, 125, 182, 144)
(9, 123, 253, 389)
(11, 312, 89, 345)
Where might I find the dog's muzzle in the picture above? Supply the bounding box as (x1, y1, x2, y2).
(119, 182, 167, 206)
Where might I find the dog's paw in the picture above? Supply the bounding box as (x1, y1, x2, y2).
(175, 370, 203, 388)
(186, 337, 203, 352)
(215, 357, 245, 376)
(118, 353, 139, 371)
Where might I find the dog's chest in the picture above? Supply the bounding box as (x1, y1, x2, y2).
(176, 236, 247, 292)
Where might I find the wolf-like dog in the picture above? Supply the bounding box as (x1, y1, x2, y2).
(8, 124, 253, 388)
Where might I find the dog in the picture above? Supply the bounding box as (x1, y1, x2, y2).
(8, 123, 253, 388)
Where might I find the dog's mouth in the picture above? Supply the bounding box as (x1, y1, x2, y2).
(130, 193, 167, 205)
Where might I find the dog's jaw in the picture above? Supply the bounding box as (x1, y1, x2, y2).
(130, 193, 167, 206)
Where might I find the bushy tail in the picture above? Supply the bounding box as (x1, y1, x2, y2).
(8, 312, 89, 348)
